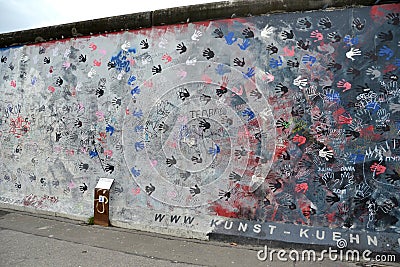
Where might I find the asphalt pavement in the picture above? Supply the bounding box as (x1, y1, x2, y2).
(0, 208, 398, 267)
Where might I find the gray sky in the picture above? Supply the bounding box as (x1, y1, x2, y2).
(0, 0, 221, 33)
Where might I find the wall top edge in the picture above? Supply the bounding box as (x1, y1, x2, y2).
(0, 0, 397, 48)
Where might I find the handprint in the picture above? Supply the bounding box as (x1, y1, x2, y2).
(185, 57, 197, 66)
(145, 183, 155, 195)
(366, 66, 381, 80)
(79, 162, 89, 171)
(189, 185, 200, 196)
(180, 171, 191, 181)
(79, 183, 88, 192)
(233, 57, 245, 67)
(347, 67, 360, 77)
(293, 75, 308, 88)
(297, 17, 312, 29)
(318, 146, 334, 161)
(352, 18, 365, 30)
(261, 25, 275, 39)
(269, 56, 283, 68)
(199, 118, 211, 131)
(55, 77, 63, 86)
(213, 28, 224, 38)
(152, 65, 162, 75)
(242, 108, 255, 121)
(229, 171, 242, 182)
(176, 42, 187, 54)
(385, 170, 400, 184)
(242, 27, 254, 38)
(301, 54, 317, 66)
(378, 30, 393, 42)
(191, 155, 203, 164)
(166, 156, 177, 167)
(161, 54, 172, 63)
(266, 43, 278, 55)
(242, 67, 255, 79)
(208, 144, 220, 156)
(219, 190, 231, 201)
(281, 30, 294, 40)
(178, 88, 190, 101)
(326, 192, 340, 205)
(346, 47, 361, 61)
(378, 45, 394, 60)
(238, 39, 251, 50)
(200, 94, 211, 104)
(104, 163, 115, 174)
(202, 48, 215, 60)
(264, 71, 274, 83)
(318, 17, 332, 29)
(43, 57, 50, 64)
(269, 179, 282, 192)
(140, 39, 149, 49)
(310, 30, 323, 42)
(327, 32, 341, 43)
(234, 147, 247, 159)
(337, 79, 352, 92)
(191, 30, 202, 41)
(276, 118, 290, 129)
(250, 89, 262, 99)
(224, 32, 237, 45)
(275, 83, 288, 96)
(386, 13, 399, 25)
(297, 39, 310, 50)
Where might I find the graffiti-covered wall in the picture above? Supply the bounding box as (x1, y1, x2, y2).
(1, 2, 400, 253)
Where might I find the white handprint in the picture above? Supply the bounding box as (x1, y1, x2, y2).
(121, 41, 131, 51)
(293, 75, 308, 88)
(186, 57, 197, 66)
(117, 70, 125, 80)
(346, 47, 362, 61)
(264, 71, 274, 83)
(158, 38, 168, 48)
(88, 68, 96, 78)
(319, 146, 334, 161)
(366, 66, 381, 80)
(191, 30, 202, 41)
(261, 25, 275, 39)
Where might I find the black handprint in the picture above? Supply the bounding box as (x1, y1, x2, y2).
(216, 84, 227, 97)
(180, 171, 191, 181)
(189, 185, 201, 196)
(327, 32, 341, 43)
(387, 13, 399, 25)
(158, 122, 169, 133)
(178, 88, 190, 101)
(79, 162, 89, 171)
(79, 183, 88, 192)
(199, 118, 211, 131)
(203, 48, 215, 60)
(233, 57, 245, 67)
(213, 28, 224, 38)
(378, 30, 393, 42)
(281, 30, 294, 40)
(383, 72, 398, 82)
(29, 173, 37, 182)
(234, 147, 247, 159)
(95, 88, 104, 97)
(140, 39, 149, 49)
(78, 54, 87, 62)
(353, 18, 365, 30)
(344, 129, 360, 140)
(176, 42, 187, 54)
(107, 61, 116, 69)
(166, 156, 177, 167)
(326, 60, 342, 71)
(1, 56, 7, 63)
(55, 77, 63, 86)
(242, 27, 254, 38)
(364, 50, 378, 62)
(355, 83, 371, 93)
(112, 97, 122, 107)
(75, 119, 83, 128)
(104, 163, 115, 174)
(275, 83, 289, 96)
(145, 183, 155, 195)
(296, 39, 310, 50)
(191, 155, 203, 164)
(8, 62, 14, 70)
(385, 170, 400, 184)
(250, 89, 262, 99)
(43, 57, 50, 64)
(152, 65, 162, 75)
(347, 67, 360, 77)
(269, 179, 282, 192)
(229, 171, 242, 182)
(318, 17, 332, 29)
(287, 58, 299, 68)
(219, 190, 231, 201)
(326, 192, 340, 205)
(200, 94, 211, 104)
(15, 182, 21, 189)
(39, 47, 46, 54)
(266, 43, 278, 55)
(297, 18, 312, 29)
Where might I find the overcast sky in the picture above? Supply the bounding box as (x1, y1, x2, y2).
(0, 0, 222, 33)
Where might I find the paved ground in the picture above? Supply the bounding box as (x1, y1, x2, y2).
(0, 208, 398, 267)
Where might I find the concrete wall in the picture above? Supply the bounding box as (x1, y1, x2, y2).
(1, 1, 400, 254)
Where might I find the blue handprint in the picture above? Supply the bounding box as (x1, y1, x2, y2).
(106, 124, 115, 136)
(131, 167, 141, 177)
(378, 45, 394, 60)
(225, 32, 238, 45)
(135, 141, 145, 151)
(208, 144, 221, 157)
(134, 125, 144, 132)
(127, 75, 136, 85)
(242, 67, 255, 79)
(269, 56, 283, 68)
(395, 58, 400, 67)
(130, 86, 141, 96)
(132, 109, 143, 118)
(242, 108, 255, 121)
(89, 149, 98, 158)
(215, 64, 230, 76)
(301, 54, 317, 66)
(238, 39, 251, 50)
(365, 102, 381, 113)
(127, 47, 136, 54)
